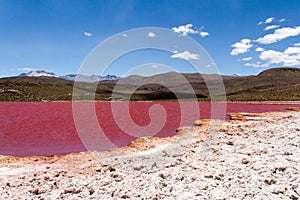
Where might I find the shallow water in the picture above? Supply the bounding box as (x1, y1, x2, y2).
(1, 102, 299, 156)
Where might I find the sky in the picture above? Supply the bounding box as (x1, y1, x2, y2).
(0, 0, 300, 77)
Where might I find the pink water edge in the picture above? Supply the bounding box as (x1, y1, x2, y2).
(1, 102, 299, 156)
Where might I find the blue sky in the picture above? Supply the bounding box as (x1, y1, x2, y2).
(0, 0, 300, 77)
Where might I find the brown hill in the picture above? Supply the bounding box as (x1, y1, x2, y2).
(225, 67, 300, 101)
(0, 67, 299, 101)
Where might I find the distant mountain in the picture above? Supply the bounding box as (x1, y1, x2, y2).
(61, 74, 119, 82)
(19, 70, 58, 77)
(3, 67, 299, 101)
(19, 70, 120, 82)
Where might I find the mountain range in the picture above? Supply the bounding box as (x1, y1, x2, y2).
(19, 70, 120, 82)
(1, 67, 300, 101)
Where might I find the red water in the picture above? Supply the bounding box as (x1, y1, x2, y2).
(1, 102, 299, 156)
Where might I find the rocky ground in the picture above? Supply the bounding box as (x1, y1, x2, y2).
(0, 111, 299, 199)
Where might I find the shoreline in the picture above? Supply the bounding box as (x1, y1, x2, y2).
(1, 100, 300, 103)
(0, 110, 299, 199)
(1, 106, 300, 159)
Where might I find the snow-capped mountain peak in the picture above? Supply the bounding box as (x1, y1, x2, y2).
(19, 70, 58, 77)
(18, 70, 120, 82)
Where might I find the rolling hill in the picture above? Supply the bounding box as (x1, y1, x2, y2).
(0, 67, 299, 101)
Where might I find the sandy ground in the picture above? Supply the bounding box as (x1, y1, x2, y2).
(0, 110, 299, 199)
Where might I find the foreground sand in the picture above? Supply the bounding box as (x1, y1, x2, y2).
(0, 111, 299, 199)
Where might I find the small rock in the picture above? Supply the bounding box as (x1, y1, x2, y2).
(194, 120, 203, 126)
(112, 173, 123, 182)
(161, 182, 167, 187)
(29, 188, 40, 195)
(133, 165, 144, 171)
(204, 175, 213, 178)
(283, 151, 292, 155)
(242, 158, 249, 164)
(264, 179, 276, 185)
(162, 150, 169, 157)
(159, 173, 166, 179)
(226, 141, 234, 145)
(64, 188, 81, 194)
(121, 194, 130, 199)
(95, 168, 102, 172)
(273, 167, 287, 173)
(89, 188, 95, 195)
(103, 166, 116, 172)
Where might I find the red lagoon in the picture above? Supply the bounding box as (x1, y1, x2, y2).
(1, 102, 299, 156)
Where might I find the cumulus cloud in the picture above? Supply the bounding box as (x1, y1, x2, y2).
(265, 17, 275, 24)
(172, 24, 197, 36)
(294, 43, 300, 47)
(245, 62, 269, 67)
(84, 32, 92, 37)
(171, 50, 200, 60)
(245, 63, 262, 67)
(17, 67, 38, 71)
(200, 31, 209, 37)
(256, 26, 300, 44)
(264, 25, 280, 31)
(279, 18, 286, 23)
(234, 17, 300, 68)
(257, 21, 263, 25)
(147, 32, 156, 38)
(259, 46, 300, 66)
(122, 33, 127, 37)
(284, 46, 300, 54)
(230, 39, 253, 55)
(255, 47, 265, 52)
(242, 57, 253, 61)
(172, 24, 209, 37)
(258, 17, 282, 25)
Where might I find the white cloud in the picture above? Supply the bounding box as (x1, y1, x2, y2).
(230, 39, 253, 55)
(17, 67, 38, 71)
(264, 25, 280, 31)
(265, 17, 275, 24)
(284, 46, 300, 54)
(256, 26, 300, 44)
(172, 24, 197, 36)
(242, 57, 253, 61)
(171, 50, 200, 60)
(245, 63, 259, 67)
(245, 62, 269, 68)
(255, 47, 265, 52)
(172, 24, 209, 37)
(147, 32, 156, 38)
(259, 46, 300, 66)
(257, 21, 263, 25)
(294, 43, 300, 47)
(84, 32, 92, 37)
(279, 18, 286, 23)
(200, 31, 209, 37)
(122, 33, 127, 37)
